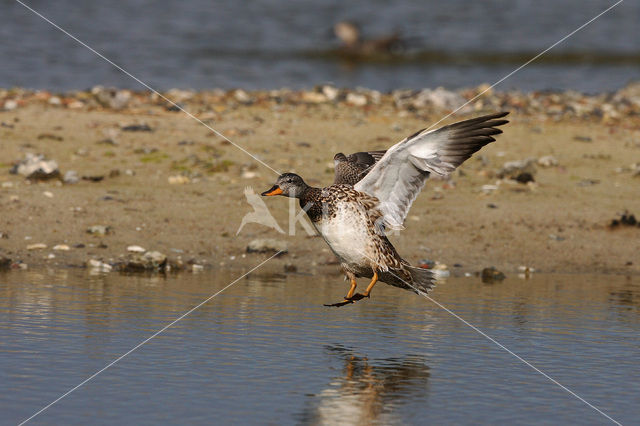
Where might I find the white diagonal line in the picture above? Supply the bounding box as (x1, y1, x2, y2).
(19, 252, 283, 425)
(425, 0, 624, 131)
(14, 0, 281, 176)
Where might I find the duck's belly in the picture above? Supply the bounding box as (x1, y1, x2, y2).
(314, 204, 373, 267)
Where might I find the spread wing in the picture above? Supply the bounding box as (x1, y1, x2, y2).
(354, 112, 509, 229)
(333, 150, 386, 185)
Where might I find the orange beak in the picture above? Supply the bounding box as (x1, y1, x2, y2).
(261, 185, 283, 196)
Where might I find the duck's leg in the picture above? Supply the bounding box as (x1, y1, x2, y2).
(324, 277, 358, 307)
(350, 270, 378, 301)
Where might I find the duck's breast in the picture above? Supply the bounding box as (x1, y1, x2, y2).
(315, 200, 373, 266)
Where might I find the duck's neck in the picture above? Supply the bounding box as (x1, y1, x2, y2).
(298, 186, 324, 222)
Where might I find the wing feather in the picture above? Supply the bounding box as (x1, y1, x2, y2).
(355, 112, 509, 228)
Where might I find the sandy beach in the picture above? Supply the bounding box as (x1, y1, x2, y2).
(1, 86, 639, 276)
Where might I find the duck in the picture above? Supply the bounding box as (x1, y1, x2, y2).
(333, 21, 405, 58)
(262, 112, 509, 306)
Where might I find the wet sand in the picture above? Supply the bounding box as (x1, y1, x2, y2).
(0, 88, 639, 276)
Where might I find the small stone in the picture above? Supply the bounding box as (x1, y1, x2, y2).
(143, 250, 167, 265)
(92, 87, 132, 110)
(88, 258, 113, 272)
(121, 123, 152, 132)
(27, 243, 47, 250)
(43, 191, 54, 198)
(517, 265, 535, 279)
(234, 89, 253, 104)
(3, 99, 18, 110)
(481, 267, 505, 283)
(53, 244, 70, 251)
(87, 225, 113, 236)
(127, 245, 146, 253)
(10, 153, 60, 181)
(321, 85, 340, 101)
(63, 170, 80, 184)
(515, 172, 535, 184)
(301, 91, 327, 103)
(246, 238, 288, 254)
(346, 92, 368, 106)
(537, 155, 558, 168)
(411, 87, 469, 111)
(241, 170, 258, 179)
(191, 264, 204, 272)
(498, 158, 537, 181)
(168, 175, 190, 185)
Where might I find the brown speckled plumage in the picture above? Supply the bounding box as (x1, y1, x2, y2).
(333, 151, 386, 185)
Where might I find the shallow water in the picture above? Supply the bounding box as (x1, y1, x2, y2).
(1, 269, 639, 425)
(2, 0, 639, 92)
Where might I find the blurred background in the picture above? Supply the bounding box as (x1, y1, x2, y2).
(1, 0, 638, 93)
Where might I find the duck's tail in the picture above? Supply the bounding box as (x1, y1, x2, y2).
(406, 265, 437, 295)
(381, 265, 437, 295)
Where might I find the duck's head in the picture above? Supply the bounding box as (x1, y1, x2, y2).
(261, 173, 308, 198)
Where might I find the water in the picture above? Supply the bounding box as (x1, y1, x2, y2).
(1, 269, 638, 425)
(1, 0, 639, 93)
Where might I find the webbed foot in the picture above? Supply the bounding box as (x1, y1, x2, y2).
(323, 292, 370, 307)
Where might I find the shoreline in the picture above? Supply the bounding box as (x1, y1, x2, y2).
(1, 85, 639, 276)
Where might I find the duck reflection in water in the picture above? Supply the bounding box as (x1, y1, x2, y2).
(303, 346, 430, 424)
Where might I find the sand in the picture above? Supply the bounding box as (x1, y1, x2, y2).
(0, 95, 639, 276)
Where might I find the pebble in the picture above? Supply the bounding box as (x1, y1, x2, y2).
(346, 92, 367, 106)
(168, 175, 190, 185)
(10, 153, 60, 180)
(537, 155, 558, 168)
(43, 191, 53, 198)
(87, 225, 113, 236)
(63, 170, 80, 184)
(88, 258, 113, 272)
(53, 244, 70, 251)
(27, 243, 47, 250)
(246, 238, 288, 254)
(234, 89, 253, 104)
(481, 267, 506, 283)
(3, 82, 640, 122)
(321, 85, 340, 101)
(121, 123, 152, 132)
(498, 158, 537, 180)
(517, 265, 535, 279)
(92, 86, 132, 110)
(410, 87, 469, 111)
(118, 250, 168, 272)
(127, 245, 146, 253)
(3, 99, 18, 110)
